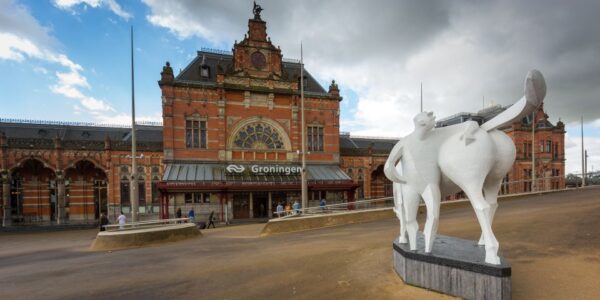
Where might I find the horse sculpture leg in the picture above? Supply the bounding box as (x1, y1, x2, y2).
(393, 183, 408, 243)
(478, 180, 502, 245)
(421, 184, 441, 253)
(463, 186, 501, 265)
(402, 185, 421, 251)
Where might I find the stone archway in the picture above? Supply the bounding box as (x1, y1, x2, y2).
(9, 159, 56, 224)
(64, 160, 108, 221)
(370, 164, 392, 199)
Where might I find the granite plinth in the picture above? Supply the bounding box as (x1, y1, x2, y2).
(393, 234, 511, 300)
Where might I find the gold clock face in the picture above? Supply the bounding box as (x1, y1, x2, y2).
(251, 51, 266, 69)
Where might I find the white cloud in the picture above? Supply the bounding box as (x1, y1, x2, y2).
(141, 0, 600, 169)
(565, 132, 600, 174)
(53, 0, 132, 20)
(0, 1, 115, 117)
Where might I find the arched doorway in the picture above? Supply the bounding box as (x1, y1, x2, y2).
(370, 165, 392, 199)
(65, 160, 107, 222)
(10, 159, 56, 224)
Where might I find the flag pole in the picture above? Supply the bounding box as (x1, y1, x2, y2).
(130, 26, 139, 222)
(582, 116, 585, 187)
(420, 82, 423, 112)
(300, 42, 308, 210)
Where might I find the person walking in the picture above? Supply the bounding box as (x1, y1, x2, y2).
(117, 212, 126, 230)
(176, 207, 182, 223)
(99, 213, 109, 231)
(276, 202, 284, 217)
(188, 208, 196, 224)
(320, 198, 327, 211)
(293, 200, 301, 215)
(284, 202, 292, 216)
(207, 211, 216, 229)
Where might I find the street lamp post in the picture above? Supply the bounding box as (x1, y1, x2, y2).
(300, 43, 308, 210)
(531, 112, 536, 192)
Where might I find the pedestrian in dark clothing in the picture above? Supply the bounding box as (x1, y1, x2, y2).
(207, 211, 216, 229)
(176, 207, 182, 223)
(99, 213, 109, 231)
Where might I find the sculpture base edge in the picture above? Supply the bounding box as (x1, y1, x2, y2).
(393, 234, 511, 300)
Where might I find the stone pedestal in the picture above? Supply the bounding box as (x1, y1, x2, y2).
(393, 234, 511, 300)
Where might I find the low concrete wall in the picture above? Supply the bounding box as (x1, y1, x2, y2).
(261, 208, 394, 236)
(90, 223, 201, 251)
(260, 188, 572, 236)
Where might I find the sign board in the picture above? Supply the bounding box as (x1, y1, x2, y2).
(225, 164, 301, 175)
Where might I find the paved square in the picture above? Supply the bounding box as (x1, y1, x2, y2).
(1, 188, 599, 299)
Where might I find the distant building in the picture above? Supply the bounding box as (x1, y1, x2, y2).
(437, 103, 566, 195)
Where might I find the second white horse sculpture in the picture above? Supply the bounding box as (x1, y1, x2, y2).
(384, 70, 546, 264)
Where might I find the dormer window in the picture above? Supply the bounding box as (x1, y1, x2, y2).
(200, 65, 210, 78)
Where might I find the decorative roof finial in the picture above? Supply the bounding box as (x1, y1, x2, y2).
(253, 1, 263, 20)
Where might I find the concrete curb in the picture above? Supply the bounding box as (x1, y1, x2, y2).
(90, 223, 201, 251)
(260, 188, 574, 237)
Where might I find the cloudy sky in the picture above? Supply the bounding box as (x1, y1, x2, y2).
(1, 0, 599, 173)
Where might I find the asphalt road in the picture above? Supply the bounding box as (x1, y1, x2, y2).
(1, 187, 599, 300)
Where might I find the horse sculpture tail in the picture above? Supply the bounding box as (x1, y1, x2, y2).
(480, 70, 546, 132)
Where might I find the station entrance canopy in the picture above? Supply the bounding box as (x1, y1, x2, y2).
(158, 163, 356, 191)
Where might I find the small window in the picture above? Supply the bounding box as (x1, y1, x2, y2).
(307, 125, 324, 152)
(200, 65, 210, 78)
(185, 193, 193, 204)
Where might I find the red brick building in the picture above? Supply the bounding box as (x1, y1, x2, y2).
(0, 6, 565, 227)
(155, 8, 355, 222)
(0, 122, 163, 226)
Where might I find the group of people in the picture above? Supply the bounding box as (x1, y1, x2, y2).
(175, 207, 215, 229)
(98, 212, 127, 231)
(98, 207, 217, 232)
(275, 198, 327, 217)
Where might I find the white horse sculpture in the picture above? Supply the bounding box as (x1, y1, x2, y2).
(384, 70, 546, 264)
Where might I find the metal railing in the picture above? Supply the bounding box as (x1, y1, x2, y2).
(273, 176, 571, 220)
(102, 218, 189, 232)
(276, 196, 394, 219)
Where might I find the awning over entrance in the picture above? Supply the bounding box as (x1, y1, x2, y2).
(159, 163, 354, 191)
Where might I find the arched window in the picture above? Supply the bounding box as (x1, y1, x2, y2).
(233, 122, 284, 149)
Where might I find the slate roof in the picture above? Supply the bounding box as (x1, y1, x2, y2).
(436, 104, 559, 130)
(175, 50, 327, 94)
(0, 121, 163, 151)
(1, 121, 398, 155)
(436, 105, 507, 127)
(339, 134, 399, 156)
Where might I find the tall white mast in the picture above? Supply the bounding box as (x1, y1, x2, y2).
(300, 43, 308, 210)
(582, 116, 586, 187)
(420, 82, 423, 112)
(130, 26, 139, 222)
